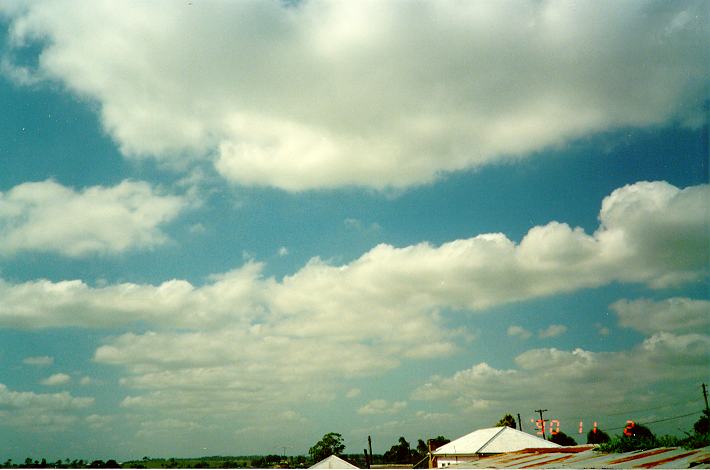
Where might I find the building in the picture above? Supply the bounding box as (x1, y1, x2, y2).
(310, 454, 360, 469)
(432, 426, 560, 468)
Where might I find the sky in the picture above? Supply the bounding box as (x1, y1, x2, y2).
(0, 0, 708, 462)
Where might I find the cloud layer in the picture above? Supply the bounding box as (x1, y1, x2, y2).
(0, 180, 185, 256)
(612, 297, 710, 335)
(1, 181, 705, 328)
(0, 180, 705, 426)
(1, 1, 707, 190)
(0, 383, 93, 429)
(411, 331, 710, 428)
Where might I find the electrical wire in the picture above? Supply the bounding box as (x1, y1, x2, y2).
(605, 410, 703, 431)
(604, 397, 703, 417)
(538, 397, 704, 425)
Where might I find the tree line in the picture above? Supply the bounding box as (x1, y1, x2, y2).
(4, 411, 708, 469)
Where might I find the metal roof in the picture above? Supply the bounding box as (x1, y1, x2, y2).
(441, 444, 710, 468)
(434, 427, 560, 456)
(309, 455, 360, 469)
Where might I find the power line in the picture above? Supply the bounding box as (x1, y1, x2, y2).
(605, 410, 703, 431)
(603, 397, 703, 417)
(544, 397, 703, 424)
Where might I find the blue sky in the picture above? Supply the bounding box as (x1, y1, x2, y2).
(0, 0, 708, 462)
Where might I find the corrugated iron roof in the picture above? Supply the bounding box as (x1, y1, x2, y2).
(441, 445, 710, 468)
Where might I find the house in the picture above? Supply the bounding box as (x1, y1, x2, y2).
(432, 426, 560, 468)
(310, 454, 360, 469)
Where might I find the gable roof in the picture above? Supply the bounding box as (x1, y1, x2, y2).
(309, 454, 359, 469)
(433, 426, 561, 456)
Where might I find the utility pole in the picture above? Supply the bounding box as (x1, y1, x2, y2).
(535, 409, 549, 440)
(368, 436, 373, 468)
(703, 383, 709, 414)
(517, 413, 522, 431)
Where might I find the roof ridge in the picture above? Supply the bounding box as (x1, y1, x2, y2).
(476, 426, 508, 453)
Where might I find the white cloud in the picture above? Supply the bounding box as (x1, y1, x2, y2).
(80, 376, 97, 386)
(1, 1, 706, 190)
(358, 399, 407, 416)
(40, 373, 71, 386)
(0, 383, 91, 409)
(595, 324, 611, 336)
(507, 325, 532, 340)
(22, 355, 54, 366)
(346, 388, 362, 399)
(0, 180, 186, 256)
(344, 218, 382, 233)
(412, 332, 710, 428)
(0, 181, 705, 420)
(85, 413, 113, 430)
(0, 383, 93, 430)
(278, 246, 289, 257)
(538, 324, 567, 339)
(612, 297, 710, 335)
(0, 262, 267, 329)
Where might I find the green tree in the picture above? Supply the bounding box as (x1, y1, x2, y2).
(597, 423, 657, 453)
(416, 439, 428, 457)
(625, 423, 654, 440)
(495, 414, 517, 429)
(586, 428, 610, 444)
(549, 431, 577, 446)
(383, 437, 416, 464)
(428, 436, 450, 451)
(309, 432, 346, 463)
(693, 410, 710, 435)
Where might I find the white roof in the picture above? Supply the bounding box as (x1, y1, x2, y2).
(309, 455, 359, 469)
(433, 426, 561, 456)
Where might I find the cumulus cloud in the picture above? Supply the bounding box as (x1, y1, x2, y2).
(79, 376, 95, 386)
(612, 297, 710, 335)
(40, 373, 71, 386)
(0, 180, 705, 417)
(22, 355, 54, 366)
(507, 325, 532, 340)
(0, 262, 267, 329)
(0, 383, 93, 430)
(85, 413, 113, 430)
(1, 1, 707, 190)
(412, 332, 710, 428)
(538, 324, 567, 338)
(358, 399, 407, 416)
(595, 324, 611, 336)
(0, 180, 186, 256)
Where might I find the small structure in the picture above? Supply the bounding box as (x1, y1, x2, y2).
(432, 426, 560, 468)
(310, 454, 360, 469)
